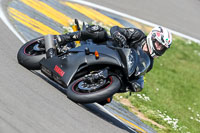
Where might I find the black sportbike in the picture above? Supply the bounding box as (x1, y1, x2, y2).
(17, 20, 150, 105)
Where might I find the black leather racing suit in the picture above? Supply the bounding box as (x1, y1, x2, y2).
(57, 25, 154, 92)
(110, 26, 154, 92)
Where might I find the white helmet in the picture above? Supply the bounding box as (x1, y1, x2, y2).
(147, 26, 172, 57)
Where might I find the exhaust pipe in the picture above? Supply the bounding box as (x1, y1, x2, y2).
(44, 34, 56, 58)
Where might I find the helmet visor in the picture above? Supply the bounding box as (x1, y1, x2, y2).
(154, 40, 165, 51)
(152, 39, 167, 56)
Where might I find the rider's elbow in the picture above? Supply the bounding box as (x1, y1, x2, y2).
(110, 26, 120, 35)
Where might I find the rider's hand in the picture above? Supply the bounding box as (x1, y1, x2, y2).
(112, 31, 128, 48)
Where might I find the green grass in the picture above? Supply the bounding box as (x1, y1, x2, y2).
(115, 37, 200, 133)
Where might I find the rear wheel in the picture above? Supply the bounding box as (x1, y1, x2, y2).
(66, 72, 121, 104)
(17, 37, 46, 70)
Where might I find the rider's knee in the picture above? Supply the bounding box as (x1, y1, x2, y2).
(81, 25, 108, 42)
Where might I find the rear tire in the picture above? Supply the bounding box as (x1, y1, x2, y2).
(17, 37, 46, 70)
(66, 76, 121, 104)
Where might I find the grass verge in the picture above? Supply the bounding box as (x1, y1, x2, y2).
(64, 21, 200, 132)
(114, 37, 200, 133)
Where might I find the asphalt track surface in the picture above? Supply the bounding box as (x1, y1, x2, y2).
(86, 0, 200, 41)
(1, 0, 199, 133)
(0, 19, 136, 133)
(0, 1, 139, 133)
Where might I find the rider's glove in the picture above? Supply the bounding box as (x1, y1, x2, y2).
(112, 31, 128, 48)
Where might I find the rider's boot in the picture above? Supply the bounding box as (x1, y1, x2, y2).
(56, 25, 108, 46)
(56, 32, 81, 46)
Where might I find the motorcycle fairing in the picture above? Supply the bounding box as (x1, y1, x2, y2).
(134, 47, 151, 76)
(40, 45, 128, 87)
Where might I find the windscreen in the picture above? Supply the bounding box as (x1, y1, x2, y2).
(118, 48, 138, 77)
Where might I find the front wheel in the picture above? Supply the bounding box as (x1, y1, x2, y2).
(66, 75, 121, 104)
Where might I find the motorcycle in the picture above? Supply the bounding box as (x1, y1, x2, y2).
(17, 19, 150, 105)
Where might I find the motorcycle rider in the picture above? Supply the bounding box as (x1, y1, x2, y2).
(56, 25, 172, 92)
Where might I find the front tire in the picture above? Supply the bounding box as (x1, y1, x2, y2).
(17, 37, 46, 70)
(66, 76, 121, 104)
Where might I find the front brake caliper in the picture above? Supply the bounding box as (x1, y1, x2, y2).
(98, 69, 109, 79)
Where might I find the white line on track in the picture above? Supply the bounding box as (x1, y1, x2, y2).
(0, 0, 26, 43)
(94, 103, 137, 133)
(69, 0, 200, 44)
(1, 0, 200, 44)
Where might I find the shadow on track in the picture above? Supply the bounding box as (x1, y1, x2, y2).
(81, 103, 136, 133)
(32, 70, 136, 133)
